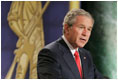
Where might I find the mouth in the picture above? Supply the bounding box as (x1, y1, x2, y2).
(80, 38, 86, 42)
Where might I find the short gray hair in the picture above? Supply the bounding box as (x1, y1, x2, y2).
(63, 9, 94, 27)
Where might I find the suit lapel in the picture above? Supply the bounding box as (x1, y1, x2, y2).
(79, 48, 88, 79)
(58, 38, 81, 78)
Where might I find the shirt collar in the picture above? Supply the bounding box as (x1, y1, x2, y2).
(62, 35, 78, 57)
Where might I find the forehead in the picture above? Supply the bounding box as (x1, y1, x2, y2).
(76, 15, 93, 21)
(75, 15, 94, 25)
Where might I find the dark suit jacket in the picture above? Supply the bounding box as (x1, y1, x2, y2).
(37, 37, 104, 79)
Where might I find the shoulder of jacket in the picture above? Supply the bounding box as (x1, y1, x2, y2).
(79, 48, 92, 58)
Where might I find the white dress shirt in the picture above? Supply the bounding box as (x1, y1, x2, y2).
(62, 35, 82, 66)
(62, 35, 78, 58)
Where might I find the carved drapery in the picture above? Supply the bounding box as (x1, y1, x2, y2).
(6, 1, 50, 79)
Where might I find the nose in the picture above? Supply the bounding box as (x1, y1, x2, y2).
(82, 28, 87, 36)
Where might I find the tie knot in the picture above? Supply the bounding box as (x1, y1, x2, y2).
(74, 51, 79, 57)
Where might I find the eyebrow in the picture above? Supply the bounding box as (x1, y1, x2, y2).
(79, 24, 93, 28)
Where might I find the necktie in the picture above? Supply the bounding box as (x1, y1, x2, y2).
(74, 50, 83, 78)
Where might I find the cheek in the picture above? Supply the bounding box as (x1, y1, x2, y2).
(75, 35, 81, 42)
(70, 28, 81, 41)
(87, 33, 91, 39)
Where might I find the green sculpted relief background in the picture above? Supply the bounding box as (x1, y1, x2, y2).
(83, 1, 117, 79)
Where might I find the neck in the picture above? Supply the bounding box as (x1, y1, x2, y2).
(64, 34, 78, 49)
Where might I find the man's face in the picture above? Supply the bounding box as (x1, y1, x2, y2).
(65, 15, 93, 48)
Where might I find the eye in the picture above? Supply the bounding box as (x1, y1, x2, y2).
(79, 26, 84, 28)
(88, 28, 92, 31)
(77, 26, 84, 29)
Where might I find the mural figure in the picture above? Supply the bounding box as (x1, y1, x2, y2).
(5, 1, 50, 79)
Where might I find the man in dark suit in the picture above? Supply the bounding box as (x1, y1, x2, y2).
(37, 9, 104, 79)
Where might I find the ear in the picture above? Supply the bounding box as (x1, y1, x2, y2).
(64, 24, 70, 34)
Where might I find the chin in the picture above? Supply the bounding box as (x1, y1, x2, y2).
(78, 44, 85, 48)
(78, 45, 83, 48)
